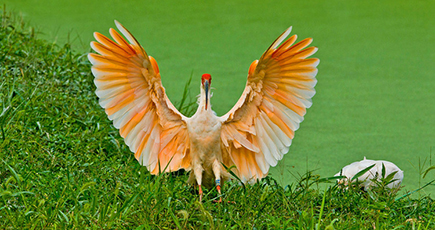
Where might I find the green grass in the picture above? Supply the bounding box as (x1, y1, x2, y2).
(4, 0, 435, 193)
(1, 7, 435, 229)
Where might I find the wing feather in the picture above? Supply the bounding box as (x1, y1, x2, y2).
(89, 21, 191, 174)
(220, 27, 318, 182)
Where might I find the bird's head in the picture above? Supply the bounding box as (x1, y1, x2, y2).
(201, 73, 212, 110)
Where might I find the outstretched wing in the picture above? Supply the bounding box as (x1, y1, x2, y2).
(219, 27, 319, 182)
(88, 21, 191, 174)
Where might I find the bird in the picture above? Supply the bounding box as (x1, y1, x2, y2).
(88, 21, 319, 202)
(334, 157, 404, 190)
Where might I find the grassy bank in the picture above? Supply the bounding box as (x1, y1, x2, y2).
(4, 0, 435, 196)
(1, 8, 434, 229)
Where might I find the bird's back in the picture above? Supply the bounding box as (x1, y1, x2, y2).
(185, 110, 231, 187)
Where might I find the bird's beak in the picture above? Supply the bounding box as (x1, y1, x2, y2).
(204, 80, 209, 110)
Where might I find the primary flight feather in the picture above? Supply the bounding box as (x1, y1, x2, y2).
(88, 21, 319, 201)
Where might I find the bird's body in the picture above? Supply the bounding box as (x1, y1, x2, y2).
(185, 104, 230, 189)
(335, 157, 404, 190)
(88, 21, 319, 201)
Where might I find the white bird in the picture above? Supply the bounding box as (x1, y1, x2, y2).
(335, 157, 404, 190)
(88, 21, 319, 201)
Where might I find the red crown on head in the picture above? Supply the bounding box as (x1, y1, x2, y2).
(201, 73, 212, 84)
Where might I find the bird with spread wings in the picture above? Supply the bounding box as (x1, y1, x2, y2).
(88, 21, 319, 202)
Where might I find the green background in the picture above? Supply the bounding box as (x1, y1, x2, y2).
(4, 0, 434, 195)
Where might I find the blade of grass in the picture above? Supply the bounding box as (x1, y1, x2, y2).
(423, 166, 435, 179)
(221, 163, 245, 190)
(351, 164, 376, 181)
(2, 158, 21, 185)
(316, 189, 327, 230)
(395, 179, 435, 201)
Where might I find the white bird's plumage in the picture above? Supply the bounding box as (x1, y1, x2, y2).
(88, 21, 319, 194)
(335, 157, 404, 190)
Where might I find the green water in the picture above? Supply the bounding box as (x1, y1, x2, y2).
(4, 0, 434, 195)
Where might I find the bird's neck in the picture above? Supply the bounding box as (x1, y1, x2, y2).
(198, 86, 211, 112)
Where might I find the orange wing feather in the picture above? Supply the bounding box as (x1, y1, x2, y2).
(88, 21, 191, 174)
(219, 27, 319, 182)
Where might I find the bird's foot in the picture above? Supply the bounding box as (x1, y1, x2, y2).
(214, 185, 222, 203)
(213, 185, 223, 203)
(213, 199, 235, 204)
(211, 185, 235, 204)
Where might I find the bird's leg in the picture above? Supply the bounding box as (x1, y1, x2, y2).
(193, 167, 204, 202)
(212, 160, 222, 203)
(198, 185, 203, 202)
(214, 179, 222, 203)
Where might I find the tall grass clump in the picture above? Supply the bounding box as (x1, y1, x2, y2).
(1, 6, 434, 229)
